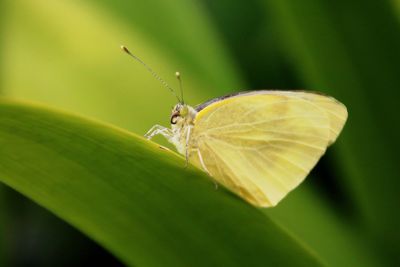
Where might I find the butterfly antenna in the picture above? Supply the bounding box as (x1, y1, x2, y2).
(175, 71, 184, 104)
(120, 45, 181, 102)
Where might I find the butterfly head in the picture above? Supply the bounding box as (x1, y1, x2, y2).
(170, 103, 196, 126)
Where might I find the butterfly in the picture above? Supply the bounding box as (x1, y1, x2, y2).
(144, 90, 347, 207)
(121, 46, 347, 207)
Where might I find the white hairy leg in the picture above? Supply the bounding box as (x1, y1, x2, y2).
(196, 149, 218, 189)
(196, 149, 210, 175)
(184, 126, 192, 163)
(144, 125, 172, 140)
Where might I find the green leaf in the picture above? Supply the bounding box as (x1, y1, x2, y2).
(265, 186, 381, 267)
(0, 185, 7, 266)
(0, 100, 323, 267)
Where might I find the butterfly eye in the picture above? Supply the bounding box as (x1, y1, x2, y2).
(170, 114, 179, 124)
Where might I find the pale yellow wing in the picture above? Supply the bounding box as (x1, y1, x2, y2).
(260, 91, 347, 145)
(189, 91, 347, 207)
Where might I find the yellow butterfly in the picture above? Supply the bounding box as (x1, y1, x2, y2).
(122, 46, 348, 207)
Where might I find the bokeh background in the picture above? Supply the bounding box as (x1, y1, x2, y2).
(1, 0, 400, 266)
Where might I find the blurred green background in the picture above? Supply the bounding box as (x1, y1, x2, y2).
(1, 0, 400, 266)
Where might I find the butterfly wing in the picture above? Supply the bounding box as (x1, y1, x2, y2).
(262, 91, 347, 145)
(189, 91, 347, 207)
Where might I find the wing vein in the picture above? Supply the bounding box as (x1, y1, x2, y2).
(207, 135, 326, 151)
(210, 128, 329, 141)
(205, 115, 328, 132)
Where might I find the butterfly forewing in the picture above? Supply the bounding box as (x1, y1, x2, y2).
(189, 91, 346, 207)
(259, 91, 347, 145)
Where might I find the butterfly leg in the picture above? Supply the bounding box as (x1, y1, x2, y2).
(196, 149, 218, 189)
(183, 125, 193, 168)
(144, 125, 172, 140)
(196, 149, 210, 175)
